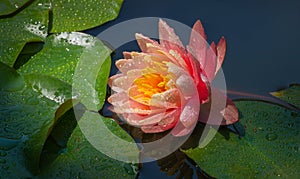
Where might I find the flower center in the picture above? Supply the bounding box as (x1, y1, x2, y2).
(131, 73, 169, 104)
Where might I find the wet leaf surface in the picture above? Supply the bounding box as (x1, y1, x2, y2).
(18, 32, 111, 110)
(183, 101, 300, 178)
(50, 0, 124, 32)
(0, 0, 49, 67)
(38, 110, 138, 179)
(0, 63, 72, 178)
(271, 84, 300, 109)
(0, 0, 31, 16)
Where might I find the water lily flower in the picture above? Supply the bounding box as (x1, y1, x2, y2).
(108, 19, 238, 136)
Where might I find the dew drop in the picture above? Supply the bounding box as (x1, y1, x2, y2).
(38, 25, 46, 31)
(287, 123, 295, 128)
(265, 133, 278, 141)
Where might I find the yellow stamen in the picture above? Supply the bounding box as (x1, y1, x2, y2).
(131, 72, 169, 104)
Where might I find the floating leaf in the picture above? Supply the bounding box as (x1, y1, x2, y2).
(0, 0, 31, 16)
(18, 32, 111, 110)
(183, 101, 300, 178)
(50, 0, 124, 32)
(0, 63, 72, 178)
(0, 62, 24, 91)
(0, 0, 49, 67)
(271, 84, 300, 109)
(38, 111, 138, 179)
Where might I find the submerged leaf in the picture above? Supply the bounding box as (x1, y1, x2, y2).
(183, 101, 300, 178)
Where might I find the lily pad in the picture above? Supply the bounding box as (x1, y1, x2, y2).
(183, 101, 300, 178)
(50, 0, 124, 32)
(0, 0, 31, 16)
(271, 84, 300, 109)
(38, 111, 138, 179)
(18, 32, 111, 110)
(0, 0, 49, 67)
(0, 62, 24, 91)
(0, 63, 72, 178)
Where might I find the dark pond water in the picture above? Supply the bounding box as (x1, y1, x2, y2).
(85, 0, 300, 178)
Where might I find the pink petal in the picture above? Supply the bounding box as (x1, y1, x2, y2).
(135, 33, 161, 53)
(158, 19, 184, 50)
(138, 109, 178, 126)
(115, 58, 133, 72)
(171, 121, 195, 137)
(124, 112, 165, 126)
(108, 93, 153, 115)
(141, 123, 172, 133)
(204, 42, 217, 82)
(199, 88, 238, 125)
(108, 74, 122, 87)
(176, 74, 197, 99)
(111, 75, 134, 92)
(220, 97, 239, 125)
(215, 36, 226, 75)
(150, 88, 181, 108)
(156, 49, 185, 69)
(179, 96, 200, 128)
(117, 53, 169, 74)
(140, 109, 180, 133)
(188, 20, 207, 68)
(191, 20, 207, 40)
(123, 51, 132, 59)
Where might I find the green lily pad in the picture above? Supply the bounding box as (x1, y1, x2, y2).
(0, 62, 25, 91)
(0, 0, 49, 67)
(183, 101, 300, 178)
(0, 0, 31, 16)
(271, 84, 300, 109)
(18, 32, 111, 110)
(0, 63, 73, 178)
(50, 0, 124, 32)
(38, 111, 138, 179)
